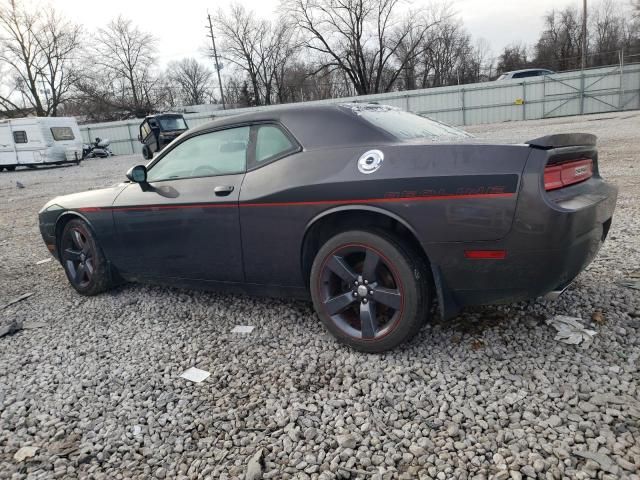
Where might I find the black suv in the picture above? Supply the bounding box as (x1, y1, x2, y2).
(138, 114, 189, 160)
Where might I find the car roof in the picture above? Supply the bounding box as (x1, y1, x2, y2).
(187, 104, 396, 148)
(503, 68, 553, 75)
(145, 113, 185, 119)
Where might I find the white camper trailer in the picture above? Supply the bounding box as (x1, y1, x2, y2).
(0, 117, 83, 171)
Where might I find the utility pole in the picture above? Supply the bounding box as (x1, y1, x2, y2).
(206, 12, 226, 110)
(581, 0, 587, 70)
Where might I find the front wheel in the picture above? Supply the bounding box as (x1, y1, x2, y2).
(142, 145, 153, 160)
(310, 230, 431, 353)
(60, 219, 112, 295)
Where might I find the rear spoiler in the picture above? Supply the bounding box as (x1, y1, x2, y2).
(526, 133, 596, 150)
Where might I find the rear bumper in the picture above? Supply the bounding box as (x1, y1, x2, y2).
(429, 169, 617, 314)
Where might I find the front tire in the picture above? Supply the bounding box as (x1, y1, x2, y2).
(60, 219, 112, 295)
(310, 230, 431, 352)
(142, 145, 153, 160)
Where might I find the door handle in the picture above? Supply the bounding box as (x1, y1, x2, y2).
(214, 185, 234, 196)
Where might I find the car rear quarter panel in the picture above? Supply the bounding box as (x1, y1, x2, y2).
(239, 143, 531, 287)
(427, 146, 617, 305)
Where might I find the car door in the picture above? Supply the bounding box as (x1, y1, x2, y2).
(147, 118, 161, 152)
(239, 123, 303, 286)
(111, 125, 250, 283)
(139, 120, 152, 145)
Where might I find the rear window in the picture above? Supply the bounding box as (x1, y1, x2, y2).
(50, 127, 75, 141)
(343, 104, 471, 140)
(158, 116, 187, 131)
(13, 131, 27, 143)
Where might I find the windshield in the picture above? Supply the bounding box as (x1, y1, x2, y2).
(342, 104, 471, 140)
(158, 116, 187, 131)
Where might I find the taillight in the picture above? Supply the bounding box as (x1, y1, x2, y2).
(544, 158, 593, 191)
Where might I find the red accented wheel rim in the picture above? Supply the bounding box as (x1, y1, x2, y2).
(318, 243, 404, 341)
(61, 227, 95, 288)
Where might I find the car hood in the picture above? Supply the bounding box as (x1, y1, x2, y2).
(40, 183, 128, 213)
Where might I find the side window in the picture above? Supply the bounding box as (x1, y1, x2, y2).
(254, 125, 296, 165)
(50, 127, 75, 141)
(140, 121, 151, 139)
(147, 126, 250, 182)
(13, 130, 27, 143)
(513, 71, 536, 79)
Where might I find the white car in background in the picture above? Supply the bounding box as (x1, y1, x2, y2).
(0, 117, 83, 171)
(496, 68, 555, 81)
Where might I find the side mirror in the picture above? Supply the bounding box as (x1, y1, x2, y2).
(137, 134, 142, 141)
(126, 165, 147, 183)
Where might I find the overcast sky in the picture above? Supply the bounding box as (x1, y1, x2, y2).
(55, 0, 588, 69)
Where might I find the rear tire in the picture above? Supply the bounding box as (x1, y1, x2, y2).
(6, 166, 15, 171)
(60, 219, 112, 295)
(310, 230, 431, 352)
(142, 145, 153, 160)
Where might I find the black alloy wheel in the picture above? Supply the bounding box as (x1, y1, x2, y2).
(60, 219, 112, 295)
(62, 226, 95, 289)
(311, 230, 430, 352)
(319, 244, 403, 340)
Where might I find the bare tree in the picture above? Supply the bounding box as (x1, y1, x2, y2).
(496, 43, 529, 74)
(78, 15, 158, 118)
(473, 38, 493, 80)
(421, 16, 476, 87)
(166, 58, 214, 106)
(531, 1, 640, 71)
(215, 4, 297, 105)
(0, 0, 80, 117)
(284, 0, 441, 95)
(590, 0, 624, 66)
(534, 7, 585, 71)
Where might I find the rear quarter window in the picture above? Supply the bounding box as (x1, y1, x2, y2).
(255, 125, 296, 164)
(50, 127, 75, 141)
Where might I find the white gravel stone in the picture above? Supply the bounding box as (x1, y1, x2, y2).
(1, 112, 639, 478)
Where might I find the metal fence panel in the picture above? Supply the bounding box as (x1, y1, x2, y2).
(79, 63, 640, 158)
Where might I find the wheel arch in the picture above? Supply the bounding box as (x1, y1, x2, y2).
(301, 205, 460, 321)
(54, 211, 97, 257)
(54, 211, 122, 284)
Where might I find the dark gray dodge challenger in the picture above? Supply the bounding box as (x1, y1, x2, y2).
(39, 104, 618, 352)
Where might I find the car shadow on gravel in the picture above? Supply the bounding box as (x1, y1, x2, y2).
(419, 303, 549, 351)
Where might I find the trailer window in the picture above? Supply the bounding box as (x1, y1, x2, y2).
(13, 131, 27, 143)
(50, 127, 75, 141)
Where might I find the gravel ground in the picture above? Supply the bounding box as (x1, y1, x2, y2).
(1, 111, 639, 480)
